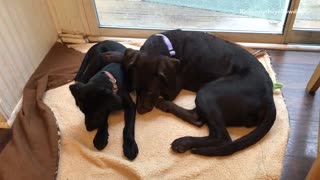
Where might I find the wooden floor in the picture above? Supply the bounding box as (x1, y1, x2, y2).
(0, 49, 319, 179)
(268, 50, 320, 180)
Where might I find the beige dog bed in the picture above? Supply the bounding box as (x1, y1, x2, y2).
(43, 42, 289, 180)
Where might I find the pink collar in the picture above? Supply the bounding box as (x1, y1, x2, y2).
(155, 34, 176, 57)
(104, 71, 118, 95)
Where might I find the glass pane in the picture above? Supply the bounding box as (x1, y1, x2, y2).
(293, 0, 320, 30)
(94, 0, 291, 33)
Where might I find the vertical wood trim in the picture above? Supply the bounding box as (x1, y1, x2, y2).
(283, 0, 301, 43)
(49, 0, 90, 34)
(306, 63, 320, 94)
(82, 0, 100, 35)
(78, 0, 91, 34)
(46, 0, 62, 33)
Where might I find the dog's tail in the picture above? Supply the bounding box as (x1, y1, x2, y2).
(191, 99, 276, 156)
(74, 52, 90, 82)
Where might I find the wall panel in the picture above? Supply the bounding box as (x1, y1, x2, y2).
(0, 0, 57, 118)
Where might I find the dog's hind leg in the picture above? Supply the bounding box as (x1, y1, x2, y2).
(171, 85, 233, 153)
(156, 98, 204, 127)
(171, 106, 232, 153)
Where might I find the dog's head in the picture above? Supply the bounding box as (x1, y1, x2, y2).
(123, 48, 180, 114)
(69, 82, 122, 131)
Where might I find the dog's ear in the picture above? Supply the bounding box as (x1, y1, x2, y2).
(123, 48, 139, 71)
(158, 57, 180, 88)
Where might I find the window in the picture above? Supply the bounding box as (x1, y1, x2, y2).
(84, 0, 320, 43)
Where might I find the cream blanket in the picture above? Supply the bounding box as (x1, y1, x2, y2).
(43, 42, 289, 180)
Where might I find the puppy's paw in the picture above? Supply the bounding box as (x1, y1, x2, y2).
(93, 132, 108, 150)
(123, 139, 139, 160)
(155, 98, 172, 112)
(171, 136, 193, 153)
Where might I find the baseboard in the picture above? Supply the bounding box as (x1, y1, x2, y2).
(238, 42, 320, 52)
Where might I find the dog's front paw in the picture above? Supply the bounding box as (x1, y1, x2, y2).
(156, 98, 172, 112)
(93, 132, 108, 150)
(123, 139, 139, 160)
(171, 136, 193, 153)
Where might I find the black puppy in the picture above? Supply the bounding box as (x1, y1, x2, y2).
(75, 40, 126, 83)
(70, 41, 138, 160)
(123, 30, 276, 156)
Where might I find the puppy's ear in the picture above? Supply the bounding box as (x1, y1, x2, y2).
(158, 57, 180, 88)
(123, 48, 139, 71)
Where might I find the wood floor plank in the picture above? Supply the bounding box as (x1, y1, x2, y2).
(282, 156, 316, 180)
(268, 50, 320, 180)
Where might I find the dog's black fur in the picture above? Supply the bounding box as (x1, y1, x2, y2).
(75, 40, 127, 83)
(123, 30, 276, 156)
(70, 40, 138, 160)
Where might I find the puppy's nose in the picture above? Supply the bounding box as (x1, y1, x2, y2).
(86, 125, 95, 131)
(137, 106, 152, 114)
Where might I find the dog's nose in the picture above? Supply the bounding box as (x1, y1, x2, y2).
(86, 125, 95, 131)
(137, 106, 152, 114)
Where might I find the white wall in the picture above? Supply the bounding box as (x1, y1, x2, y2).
(0, 0, 57, 118)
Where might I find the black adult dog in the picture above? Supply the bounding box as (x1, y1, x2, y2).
(70, 40, 138, 160)
(123, 30, 276, 156)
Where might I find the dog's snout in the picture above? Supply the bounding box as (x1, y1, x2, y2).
(136, 94, 157, 114)
(86, 125, 95, 131)
(85, 120, 96, 131)
(137, 106, 152, 114)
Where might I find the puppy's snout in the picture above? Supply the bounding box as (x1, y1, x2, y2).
(85, 120, 96, 131)
(85, 125, 95, 131)
(137, 106, 152, 114)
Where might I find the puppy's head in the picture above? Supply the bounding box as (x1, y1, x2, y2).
(123, 48, 180, 114)
(69, 82, 122, 131)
